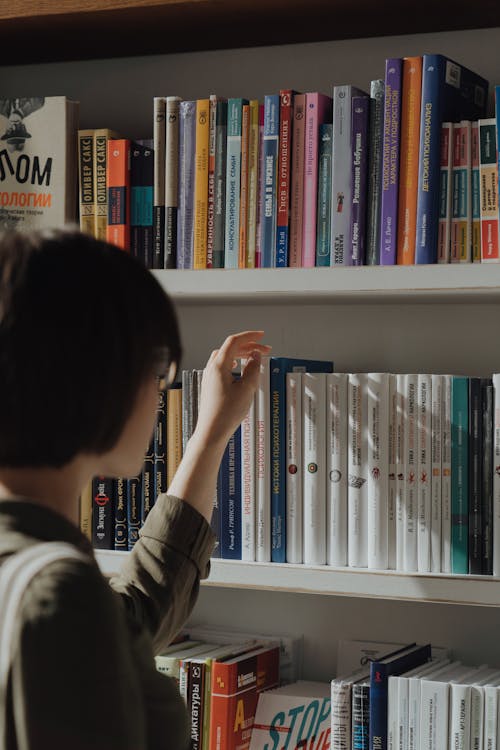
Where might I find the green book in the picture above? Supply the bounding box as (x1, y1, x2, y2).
(451, 376, 469, 573)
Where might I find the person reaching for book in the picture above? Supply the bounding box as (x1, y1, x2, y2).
(0, 227, 271, 750)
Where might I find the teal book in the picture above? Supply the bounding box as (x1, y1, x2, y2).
(224, 98, 247, 268)
(451, 376, 469, 573)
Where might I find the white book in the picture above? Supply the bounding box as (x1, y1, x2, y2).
(241, 394, 255, 561)
(404, 374, 418, 571)
(367, 372, 390, 569)
(303, 373, 327, 565)
(470, 671, 500, 750)
(430, 374, 443, 573)
(331, 667, 367, 750)
(417, 374, 432, 572)
(484, 679, 500, 750)
(407, 658, 452, 750)
(348, 373, 368, 567)
(286, 372, 303, 564)
(255, 357, 271, 562)
(449, 682, 473, 750)
(419, 663, 473, 750)
(493, 374, 500, 576)
(388, 374, 397, 569)
(388, 673, 400, 750)
(441, 374, 452, 573)
(396, 373, 406, 571)
(326, 373, 348, 566)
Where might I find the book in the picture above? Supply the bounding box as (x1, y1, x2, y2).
(193, 98, 210, 269)
(441, 374, 452, 573)
(256, 357, 271, 562)
(165, 95, 181, 269)
(127, 471, 142, 550)
(315, 123, 333, 266)
(289, 93, 306, 267)
(331, 668, 368, 750)
(451, 376, 469, 574)
(246, 99, 260, 268)
(153, 96, 166, 268)
(350, 94, 369, 266)
(177, 100, 196, 268)
(303, 373, 327, 565)
(79, 480, 92, 541)
(219, 426, 242, 559)
(225, 98, 247, 268)
(481, 379, 494, 575)
(106, 138, 131, 250)
(403, 374, 418, 571)
(212, 97, 228, 268)
(167, 384, 182, 487)
(437, 122, 453, 263)
(92, 475, 114, 550)
(450, 120, 472, 263)
(366, 79, 385, 266)
(348, 373, 368, 567)
(94, 127, 120, 241)
(113, 476, 127, 551)
(352, 681, 370, 750)
(417, 374, 431, 573)
(241, 394, 255, 561)
(238, 103, 250, 268)
(130, 140, 154, 267)
(479, 118, 499, 262)
(259, 94, 280, 267)
(276, 90, 295, 267)
(395, 374, 406, 571)
(326, 373, 348, 567)
(471, 121, 481, 263)
(154, 388, 167, 498)
(255, 104, 265, 267)
(379, 58, 402, 266)
(367, 373, 389, 570)
(141, 434, 155, 525)
(286, 372, 303, 564)
(430, 374, 443, 573)
(492, 373, 500, 576)
(78, 128, 95, 235)
(0, 96, 79, 232)
(468, 378, 482, 574)
(388, 375, 397, 569)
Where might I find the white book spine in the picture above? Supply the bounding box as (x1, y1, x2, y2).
(417, 373, 432, 572)
(430, 374, 443, 573)
(241, 395, 255, 561)
(286, 372, 303, 564)
(396, 373, 406, 571)
(367, 372, 389, 569)
(255, 357, 271, 562)
(326, 373, 348, 566)
(388, 675, 399, 750)
(388, 374, 397, 569)
(441, 374, 452, 573)
(303, 373, 327, 565)
(331, 85, 352, 266)
(404, 374, 418, 571)
(331, 682, 352, 750)
(348, 373, 368, 567)
(483, 686, 498, 750)
(420, 680, 450, 750)
(449, 683, 472, 750)
(469, 685, 484, 750)
(408, 677, 421, 750)
(493, 374, 500, 576)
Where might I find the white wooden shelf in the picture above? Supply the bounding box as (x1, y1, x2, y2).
(151, 266, 500, 305)
(95, 551, 500, 607)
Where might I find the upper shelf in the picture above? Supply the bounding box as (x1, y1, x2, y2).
(2, 0, 500, 64)
(151, 265, 500, 305)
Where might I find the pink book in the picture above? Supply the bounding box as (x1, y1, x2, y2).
(301, 93, 333, 267)
(288, 94, 306, 267)
(255, 104, 265, 268)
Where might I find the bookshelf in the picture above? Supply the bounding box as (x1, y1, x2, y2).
(5, 11, 500, 678)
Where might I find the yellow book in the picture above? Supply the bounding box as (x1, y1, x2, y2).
(78, 129, 95, 236)
(79, 479, 93, 541)
(167, 387, 183, 485)
(246, 100, 260, 268)
(94, 128, 120, 241)
(193, 99, 210, 269)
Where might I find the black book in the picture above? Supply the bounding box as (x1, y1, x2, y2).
(352, 682, 370, 750)
(154, 388, 168, 498)
(92, 475, 115, 550)
(468, 378, 482, 574)
(113, 477, 128, 551)
(127, 473, 142, 550)
(481, 379, 494, 574)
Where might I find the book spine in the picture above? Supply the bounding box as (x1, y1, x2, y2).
(331, 682, 353, 750)
(106, 138, 131, 251)
(167, 386, 183, 486)
(348, 373, 368, 567)
(259, 94, 279, 267)
(177, 101, 196, 269)
(449, 683, 472, 750)
(430, 374, 443, 573)
(189, 662, 205, 750)
(395, 374, 406, 570)
(331, 85, 353, 265)
(154, 389, 167, 498)
(397, 57, 422, 265)
(286, 372, 303, 563)
(181, 369, 193, 454)
(468, 378, 483, 574)
(387, 375, 397, 570)
(241, 395, 255, 561)
(220, 427, 242, 559)
(207, 94, 217, 268)
(212, 100, 228, 268)
(276, 90, 294, 267)
(481, 380, 494, 575)
(316, 123, 333, 266)
(92, 476, 114, 550)
(165, 96, 181, 269)
(441, 374, 452, 573)
(238, 103, 250, 268)
(479, 118, 500, 262)
(270, 360, 286, 563)
(387, 675, 398, 750)
(451, 375, 469, 574)
(94, 130, 115, 241)
(256, 357, 271, 561)
(127, 473, 142, 550)
(327, 373, 348, 566)
(141, 435, 155, 525)
(366, 79, 385, 265)
(130, 142, 145, 263)
(289, 94, 306, 267)
(483, 687, 499, 750)
(350, 95, 369, 266)
(420, 679, 450, 750)
(417, 374, 431, 572)
(437, 122, 453, 263)
(114, 477, 128, 551)
(141, 142, 154, 267)
(78, 129, 95, 236)
(302, 93, 331, 267)
(379, 57, 402, 266)
(153, 96, 166, 268)
(492, 373, 500, 576)
(450, 121, 472, 263)
(193, 98, 210, 269)
(79, 480, 93, 541)
(224, 98, 244, 268)
(471, 121, 481, 263)
(303, 373, 327, 565)
(404, 374, 418, 571)
(255, 105, 265, 268)
(246, 99, 260, 268)
(367, 372, 389, 570)
(352, 683, 370, 750)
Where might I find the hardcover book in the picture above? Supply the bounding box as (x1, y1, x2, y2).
(379, 58, 402, 266)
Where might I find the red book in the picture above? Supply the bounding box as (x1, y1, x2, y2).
(106, 138, 131, 251)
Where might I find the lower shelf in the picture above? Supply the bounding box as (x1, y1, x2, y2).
(95, 550, 500, 607)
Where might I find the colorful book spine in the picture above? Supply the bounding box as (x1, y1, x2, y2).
(379, 58, 402, 266)
(366, 79, 385, 266)
(130, 141, 154, 267)
(167, 385, 183, 486)
(193, 98, 210, 269)
(165, 95, 181, 269)
(417, 373, 431, 573)
(468, 378, 483, 574)
(78, 129, 95, 236)
(348, 373, 368, 567)
(471, 122, 481, 263)
(289, 94, 306, 267)
(238, 103, 250, 268)
(246, 99, 260, 268)
(256, 357, 271, 562)
(397, 57, 422, 265)
(224, 98, 246, 268)
(255, 105, 265, 268)
(316, 124, 333, 266)
(437, 122, 453, 263)
(220, 427, 242, 559)
(127, 473, 142, 550)
(352, 682, 370, 750)
(286, 373, 302, 563)
(106, 138, 131, 251)
(79, 481, 92, 541)
(259, 94, 280, 268)
(367, 373, 389, 570)
(479, 118, 500, 262)
(451, 376, 469, 574)
(481, 379, 494, 575)
(241, 396, 255, 561)
(212, 98, 228, 269)
(92, 476, 114, 550)
(450, 120, 472, 263)
(302, 93, 332, 267)
(276, 90, 294, 267)
(153, 96, 166, 268)
(207, 94, 217, 269)
(350, 94, 369, 266)
(94, 128, 119, 242)
(177, 100, 196, 268)
(114, 477, 128, 551)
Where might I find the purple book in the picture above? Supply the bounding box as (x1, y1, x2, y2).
(350, 95, 370, 265)
(177, 100, 196, 268)
(379, 58, 402, 265)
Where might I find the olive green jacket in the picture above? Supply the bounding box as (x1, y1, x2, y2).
(0, 494, 215, 750)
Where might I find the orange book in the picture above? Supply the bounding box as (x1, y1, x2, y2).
(193, 98, 210, 269)
(238, 104, 250, 268)
(396, 57, 422, 264)
(167, 386, 182, 486)
(106, 138, 131, 251)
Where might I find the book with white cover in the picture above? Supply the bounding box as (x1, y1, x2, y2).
(430, 374, 443, 573)
(417, 374, 431, 572)
(286, 372, 303, 563)
(396, 374, 406, 570)
(404, 374, 418, 571)
(255, 357, 271, 562)
(367, 373, 389, 569)
(348, 373, 368, 567)
(493, 373, 500, 576)
(326, 373, 348, 566)
(388, 374, 397, 569)
(484, 676, 500, 750)
(441, 374, 452, 573)
(331, 667, 368, 750)
(448, 666, 491, 750)
(469, 670, 500, 750)
(241, 394, 255, 561)
(303, 373, 327, 565)
(407, 658, 452, 750)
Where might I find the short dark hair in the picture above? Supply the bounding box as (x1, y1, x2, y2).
(0, 228, 182, 468)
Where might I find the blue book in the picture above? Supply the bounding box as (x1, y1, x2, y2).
(451, 376, 469, 574)
(219, 426, 242, 559)
(224, 98, 247, 268)
(315, 123, 333, 266)
(369, 643, 431, 750)
(113, 477, 128, 551)
(270, 357, 334, 563)
(127, 473, 142, 550)
(415, 55, 488, 264)
(260, 94, 280, 267)
(177, 100, 196, 268)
